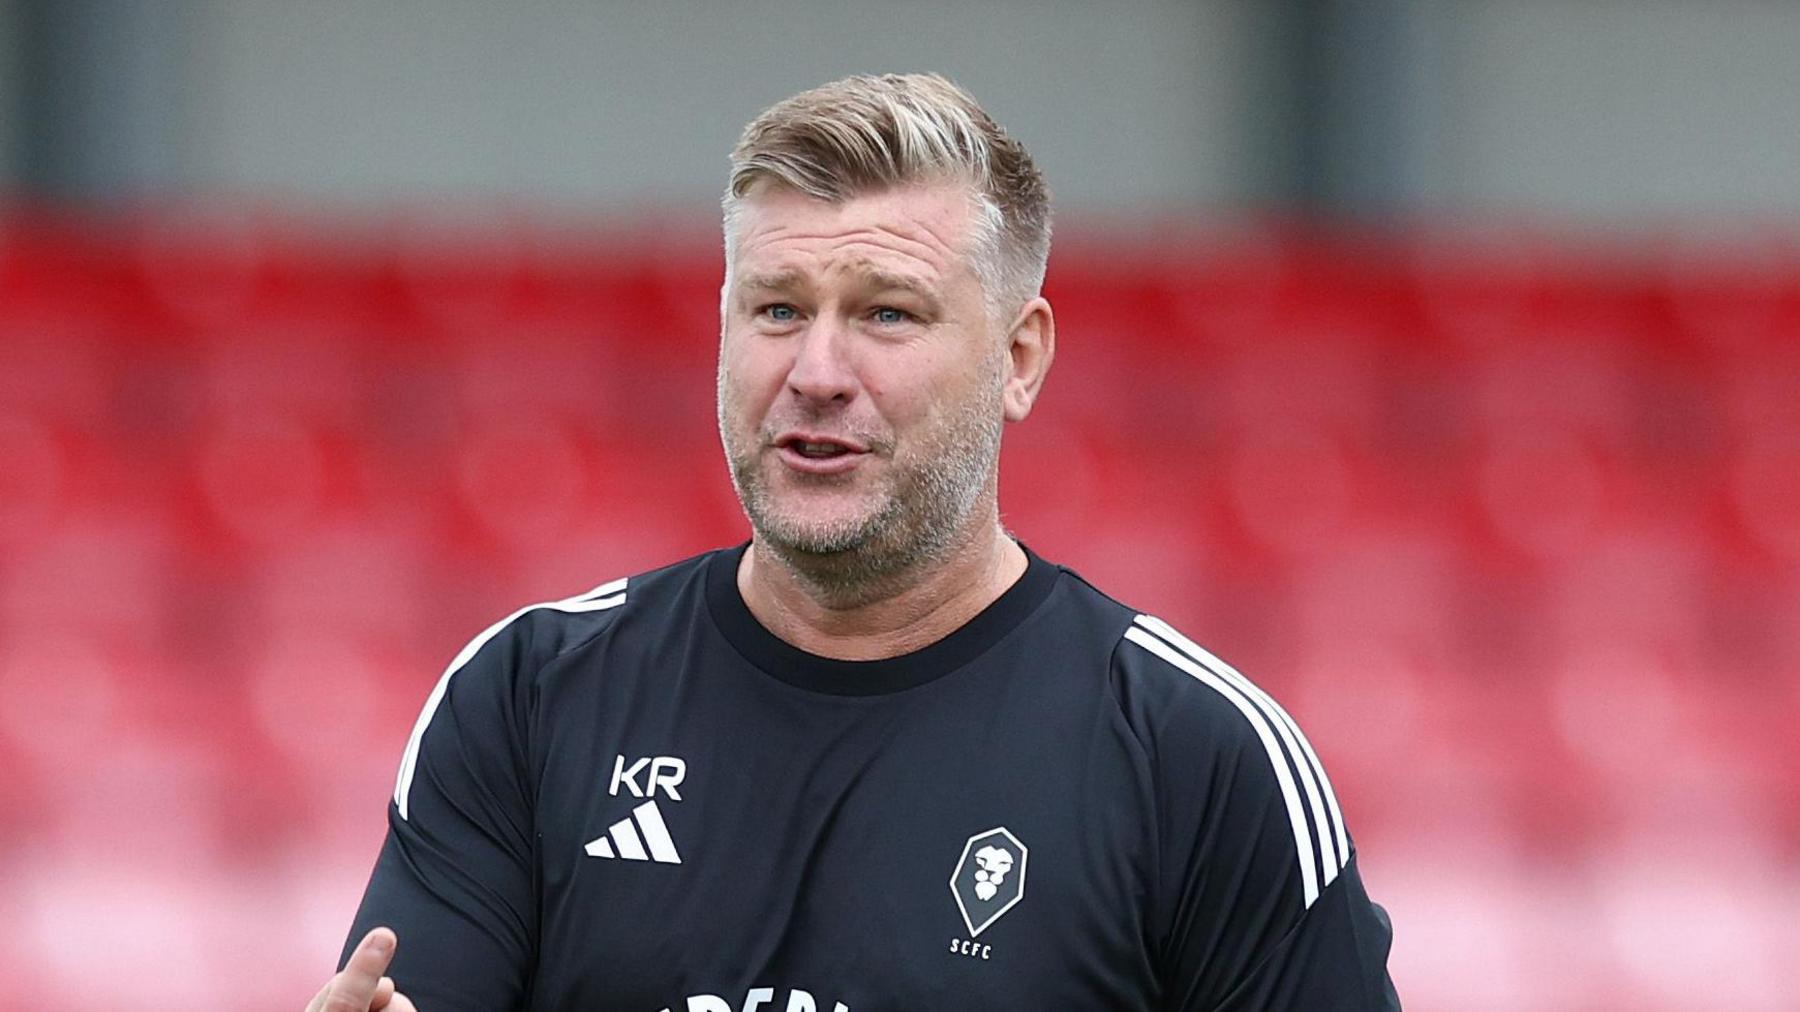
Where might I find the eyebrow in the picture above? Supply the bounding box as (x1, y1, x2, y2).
(857, 268, 939, 303)
(735, 269, 807, 293)
(732, 265, 944, 312)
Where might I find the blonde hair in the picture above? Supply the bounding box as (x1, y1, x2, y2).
(724, 73, 1051, 322)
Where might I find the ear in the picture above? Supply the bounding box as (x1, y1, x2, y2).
(1000, 296, 1055, 422)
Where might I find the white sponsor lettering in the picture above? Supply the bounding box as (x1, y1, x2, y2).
(949, 937, 992, 960)
(657, 989, 846, 1012)
(612, 754, 686, 800)
(612, 755, 649, 797)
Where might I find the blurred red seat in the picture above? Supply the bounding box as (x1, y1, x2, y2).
(1656, 231, 1800, 351)
(191, 410, 341, 548)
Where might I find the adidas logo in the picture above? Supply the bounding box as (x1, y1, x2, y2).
(584, 799, 681, 864)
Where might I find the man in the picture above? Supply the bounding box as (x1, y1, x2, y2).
(310, 73, 1399, 1011)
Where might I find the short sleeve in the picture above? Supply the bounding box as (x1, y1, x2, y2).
(341, 613, 543, 1011)
(1117, 617, 1399, 1010)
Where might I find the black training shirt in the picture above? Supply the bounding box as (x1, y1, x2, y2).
(344, 545, 1400, 1010)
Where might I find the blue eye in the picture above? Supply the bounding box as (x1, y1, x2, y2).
(762, 304, 798, 322)
(872, 307, 910, 325)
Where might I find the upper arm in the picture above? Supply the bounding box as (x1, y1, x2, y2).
(342, 614, 545, 1011)
(1118, 616, 1398, 1011)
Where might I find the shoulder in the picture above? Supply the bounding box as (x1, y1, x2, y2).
(1110, 609, 1352, 911)
(466, 548, 721, 669)
(1020, 555, 1258, 725)
(1040, 564, 1264, 744)
(464, 575, 632, 674)
(1106, 605, 1322, 796)
(1112, 612, 1277, 745)
(391, 548, 721, 819)
(1022, 559, 1276, 780)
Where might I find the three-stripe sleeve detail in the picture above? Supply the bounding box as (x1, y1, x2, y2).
(393, 576, 629, 821)
(1123, 615, 1348, 909)
(1136, 615, 1349, 873)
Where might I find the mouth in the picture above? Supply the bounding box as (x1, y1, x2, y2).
(773, 432, 871, 474)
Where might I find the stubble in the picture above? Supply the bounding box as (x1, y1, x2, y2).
(718, 353, 1005, 606)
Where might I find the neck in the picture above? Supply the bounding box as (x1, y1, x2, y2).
(737, 520, 1027, 662)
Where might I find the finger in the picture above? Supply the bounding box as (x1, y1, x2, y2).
(369, 976, 396, 1010)
(385, 992, 419, 1012)
(330, 927, 398, 1005)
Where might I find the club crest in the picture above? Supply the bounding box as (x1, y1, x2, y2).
(949, 827, 1028, 938)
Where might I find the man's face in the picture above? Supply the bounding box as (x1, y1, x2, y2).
(717, 181, 1006, 578)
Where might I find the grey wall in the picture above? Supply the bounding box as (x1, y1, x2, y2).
(180, 0, 1256, 213)
(1408, 1, 1800, 221)
(6, 1, 1800, 222)
(0, 0, 18, 187)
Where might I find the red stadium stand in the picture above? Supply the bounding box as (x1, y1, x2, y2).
(1, 208, 1794, 1010)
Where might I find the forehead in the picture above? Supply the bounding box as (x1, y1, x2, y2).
(730, 182, 978, 283)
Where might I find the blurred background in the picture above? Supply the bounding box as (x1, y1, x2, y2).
(1, 2, 1797, 1008)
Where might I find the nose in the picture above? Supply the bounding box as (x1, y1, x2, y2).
(785, 315, 859, 405)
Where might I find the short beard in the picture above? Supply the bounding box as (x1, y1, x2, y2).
(719, 357, 1005, 608)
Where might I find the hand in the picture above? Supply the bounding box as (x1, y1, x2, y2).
(306, 927, 417, 1011)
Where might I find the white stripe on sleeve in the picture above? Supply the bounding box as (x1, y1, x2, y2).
(1124, 626, 1323, 908)
(393, 578, 628, 821)
(1135, 615, 1349, 869)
